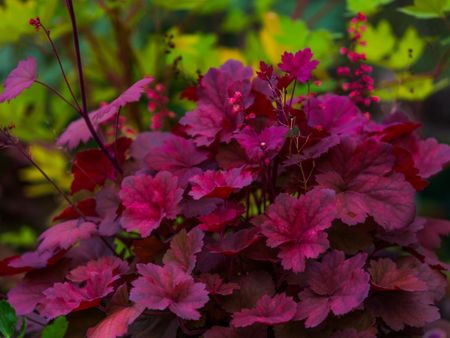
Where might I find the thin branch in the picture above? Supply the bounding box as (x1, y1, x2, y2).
(65, 0, 123, 174)
(40, 22, 81, 111)
(34, 80, 79, 112)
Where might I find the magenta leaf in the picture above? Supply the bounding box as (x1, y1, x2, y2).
(296, 251, 370, 328)
(255, 188, 336, 272)
(38, 219, 97, 252)
(162, 227, 204, 273)
(413, 138, 450, 179)
(8, 267, 66, 315)
(94, 77, 153, 121)
(119, 171, 184, 237)
(231, 293, 297, 327)
(180, 60, 254, 146)
(367, 291, 439, 331)
(197, 202, 244, 233)
(145, 134, 207, 186)
(278, 49, 318, 83)
(130, 263, 209, 320)
(368, 258, 427, 292)
(95, 185, 121, 236)
(198, 274, 239, 296)
(233, 125, 288, 163)
(189, 167, 253, 200)
(38, 256, 128, 319)
(316, 138, 416, 230)
(87, 304, 144, 338)
(67, 256, 128, 283)
(0, 57, 37, 103)
(57, 77, 151, 149)
(207, 228, 260, 256)
(417, 217, 450, 252)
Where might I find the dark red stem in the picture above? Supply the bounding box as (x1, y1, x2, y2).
(65, 0, 123, 174)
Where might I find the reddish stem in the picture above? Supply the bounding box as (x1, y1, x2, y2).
(65, 0, 123, 174)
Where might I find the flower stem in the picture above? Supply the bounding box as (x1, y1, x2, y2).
(0, 128, 82, 215)
(34, 80, 79, 112)
(65, 0, 123, 174)
(39, 22, 81, 112)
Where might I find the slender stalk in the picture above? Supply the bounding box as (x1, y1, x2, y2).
(64, 0, 123, 174)
(39, 22, 81, 111)
(114, 107, 122, 159)
(34, 80, 79, 112)
(289, 79, 297, 108)
(26, 315, 46, 327)
(100, 236, 118, 256)
(8, 137, 82, 215)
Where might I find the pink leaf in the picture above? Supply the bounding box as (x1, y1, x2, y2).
(119, 171, 184, 237)
(278, 49, 318, 83)
(39, 256, 127, 319)
(197, 202, 244, 233)
(96, 185, 121, 236)
(296, 251, 370, 328)
(233, 125, 288, 162)
(367, 291, 440, 331)
(162, 228, 204, 273)
(130, 263, 209, 320)
(94, 77, 152, 121)
(67, 256, 128, 283)
(231, 293, 297, 327)
(255, 188, 336, 272)
(8, 267, 66, 315)
(189, 167, 253, 200)
(368, 258, 427, 292)
(316, 138, 416, 230)
(413, 138, 450, 179)
(57, 77, 151, 149)
(130, 131, 172, 165)
(87, 304, 144, 338)
(0, 57, 37, 103)
(180, 60, 253, 146)
(198, 273, 239, 296)
(207, 228, 260, 256)
(306, 94, 364, 137)
(38, 219, 97, 252)
(417, 217, 450, 251)
(145, 134, 207, 186)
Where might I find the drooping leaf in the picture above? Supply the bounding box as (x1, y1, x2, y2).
(399, 0, 450, 19)
(42, 316, 69, 338)
(0, 300, 17, 338)
(346, 0, 394, 15)
(0, 57, 37, 103)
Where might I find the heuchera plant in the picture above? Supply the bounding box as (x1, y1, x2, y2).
(1, 5, 450, 337)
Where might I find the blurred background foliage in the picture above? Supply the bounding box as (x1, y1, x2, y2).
(0, 0, 449, 253)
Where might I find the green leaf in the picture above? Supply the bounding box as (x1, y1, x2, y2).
(150, 0, 207, 10)
(399, 0, 450, 18)
(346, 0, 394, 15)
(0, 0, 37, 44)
(17, 318, 26, 338)
(385, 27, 425, 69)
(0, 226, 36, 248)
(42, 317, 68, 338)
(374, 74, 435, 101)
(355, 20, 395, 62)
(0, 301, 17, 338)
